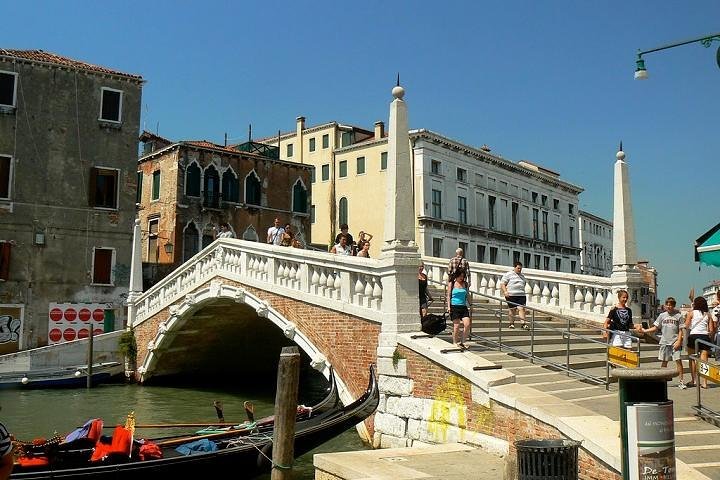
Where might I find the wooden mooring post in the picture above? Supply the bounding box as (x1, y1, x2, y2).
(271, 346, 300, 480)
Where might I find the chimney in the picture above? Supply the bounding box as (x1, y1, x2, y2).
(374, 121, 385, 140)
(295, 116, 305, 164)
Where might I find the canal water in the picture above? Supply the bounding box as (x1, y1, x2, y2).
(0, 375, 370, 479)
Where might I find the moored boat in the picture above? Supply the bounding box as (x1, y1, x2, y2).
(0, 362, 124, 389)
(10, 365, 378, 480)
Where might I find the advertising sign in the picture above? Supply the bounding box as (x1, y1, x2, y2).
(48, 303, 112, 345)
(608, 346, 640, 368)
(627, 401, 675, 480)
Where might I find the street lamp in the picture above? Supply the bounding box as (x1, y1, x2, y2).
(634, 32, 720, 80)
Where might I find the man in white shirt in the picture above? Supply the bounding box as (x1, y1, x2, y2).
(499, 261, 529, 330)
(267, 218, 285, 245)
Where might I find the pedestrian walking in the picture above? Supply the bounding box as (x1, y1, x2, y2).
(267, 218, 285, 245)
(215, 222, 235, 239)
(418, 263, 433, 317)
(446, 270, 471, 350)
(685, 296, 716, 389)
(499, 261, 529, 330)
(637, 297, 687, 389)
(447, 248, 470, 285)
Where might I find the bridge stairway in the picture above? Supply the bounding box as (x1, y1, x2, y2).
(424, 285, 662, 382)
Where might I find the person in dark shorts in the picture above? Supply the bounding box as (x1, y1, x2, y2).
(499, 262, 528, 330)
(685, 296, 716, 388)
(446, 270, 471, 350)
(418, 263, 433, 317)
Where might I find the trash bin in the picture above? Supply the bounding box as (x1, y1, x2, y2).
(515, 439, 580, 480)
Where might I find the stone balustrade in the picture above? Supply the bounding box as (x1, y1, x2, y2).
(422, 258, 621, 323)
(132, 238, 386, 326)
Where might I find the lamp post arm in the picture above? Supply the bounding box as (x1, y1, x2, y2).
(638, 32, 720, 58)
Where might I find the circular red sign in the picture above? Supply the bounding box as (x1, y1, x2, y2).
(50, 308, 63, 322)
(77, 328, 89, 339)
(79, 309, 92, 322)
(64, 308, 77, 322)
(49, 328, 62, 342)
(93, 328, 104, 336)
(63, 328, 77, 341)
(92, 309, 104, 322)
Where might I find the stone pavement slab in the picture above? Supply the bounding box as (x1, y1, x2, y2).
(314, 442, 506, 480)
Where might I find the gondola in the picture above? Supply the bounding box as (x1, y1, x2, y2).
(10, 365, 378, 480)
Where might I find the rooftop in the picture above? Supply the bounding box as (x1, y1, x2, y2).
(0, 49, 143, 81)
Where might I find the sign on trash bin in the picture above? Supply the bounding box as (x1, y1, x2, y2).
(626, 401, 675, 480)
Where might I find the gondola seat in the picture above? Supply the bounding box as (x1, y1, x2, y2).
(89, 426, 133, 463)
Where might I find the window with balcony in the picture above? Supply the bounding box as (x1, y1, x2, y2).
(488, 195, 496, 229)
(203, 165, 220, 208)
(222, 169, 239, 203)
(185, 162, 201, 197)
(458, 196, 467, 224)
(245, 171, 261, 205)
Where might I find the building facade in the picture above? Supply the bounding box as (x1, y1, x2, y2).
(578, 210, 613, 277)
(0, 49, 143, 351)
(262, 117, 584, 271)
(137, 133, 312, 285)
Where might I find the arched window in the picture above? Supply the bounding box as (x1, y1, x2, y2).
(204, 165, 220, 208)
(185, 162, 201, 197)
(338, 197, 348, 227)
(222, 168, 239, 203)
(292, 179, 308, 213)
(182, 222, 199, 262)
(245, 170, 261, 205)
(242, 225, 259, 242)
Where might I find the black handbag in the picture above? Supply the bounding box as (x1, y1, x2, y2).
(421, 313, 447, 335)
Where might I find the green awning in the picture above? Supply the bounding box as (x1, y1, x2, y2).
(695, 222, 720, 267)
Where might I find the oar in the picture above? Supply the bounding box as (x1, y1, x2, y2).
(153, 423, 265, 448)
(123, 422, 249, 429)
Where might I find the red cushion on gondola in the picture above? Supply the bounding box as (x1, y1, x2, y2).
(17, 455, 50, 467)
(90, 426, 132, 462)
(87, 419, 103, 442)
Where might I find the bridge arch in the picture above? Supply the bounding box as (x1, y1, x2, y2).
(135, 279, 358, 404)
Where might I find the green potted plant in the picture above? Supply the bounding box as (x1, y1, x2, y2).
(118, 328, 137, 379)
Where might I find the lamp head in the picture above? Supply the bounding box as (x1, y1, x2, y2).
(634, 57, 648, 80)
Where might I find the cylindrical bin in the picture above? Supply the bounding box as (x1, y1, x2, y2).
(515, 439, 581, 480)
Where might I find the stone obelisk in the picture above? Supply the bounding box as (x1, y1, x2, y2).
(379, 80, 421, 333)
(612, 146, 637, 270)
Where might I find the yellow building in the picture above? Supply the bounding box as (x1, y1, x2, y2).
(257, 117, 384, 252)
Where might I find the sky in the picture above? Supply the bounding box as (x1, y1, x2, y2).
(3, 1, 719, 301)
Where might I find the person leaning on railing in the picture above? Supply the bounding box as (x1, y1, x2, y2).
(685, 296, 716, 389)
(603, 289, 633, 348)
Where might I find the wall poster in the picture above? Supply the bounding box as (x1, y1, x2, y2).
(48, 303, 112, 345)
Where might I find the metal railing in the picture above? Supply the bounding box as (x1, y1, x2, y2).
(428, 278, 642, 388)
(689, 338, 720, 422)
